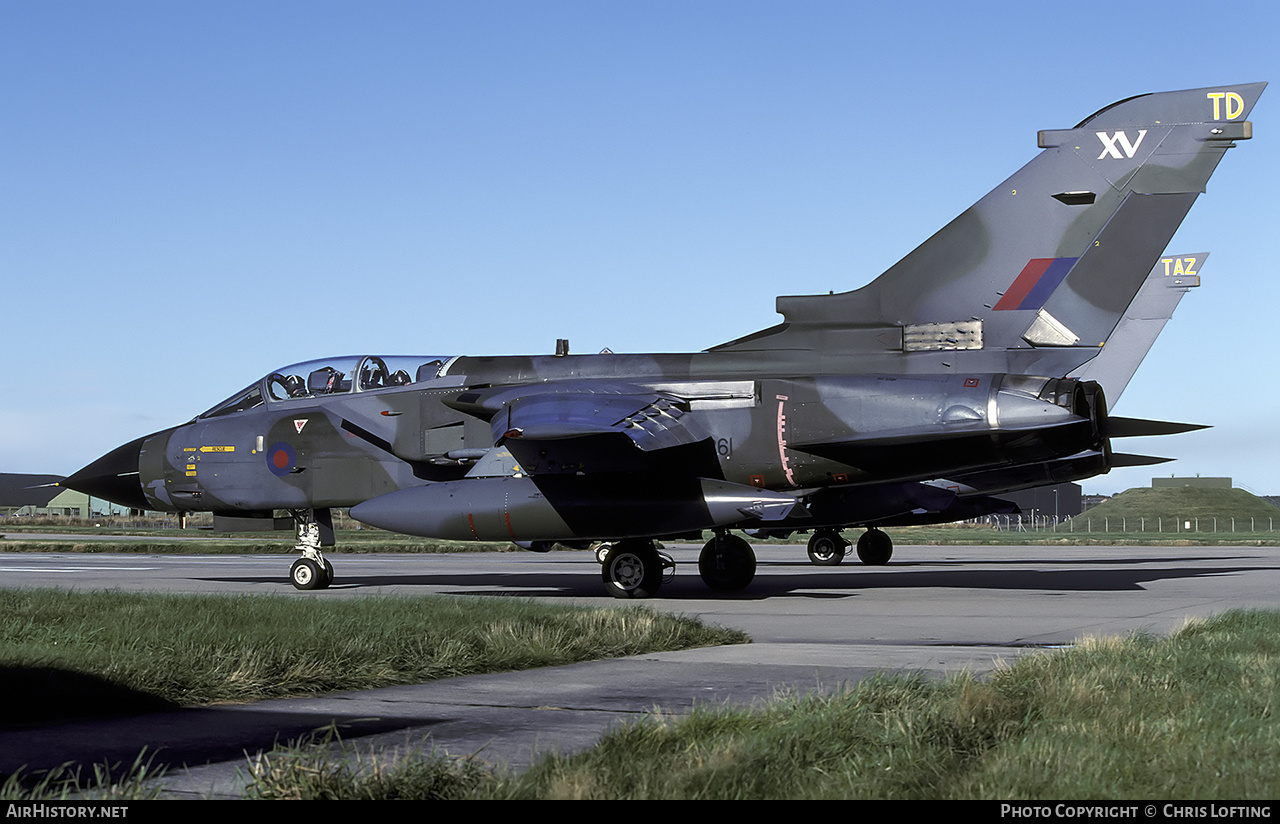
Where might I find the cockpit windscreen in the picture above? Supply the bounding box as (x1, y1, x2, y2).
(198, 355, 454, 418)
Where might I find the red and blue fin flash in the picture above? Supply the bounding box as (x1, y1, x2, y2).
(994, 257, 1078, 311)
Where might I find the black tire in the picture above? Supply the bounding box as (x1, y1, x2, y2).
(806, 531, 847, 565)
(290, 558, 324, 590)
(698, 535, 757, 591)
(856, 529, 893, 565)
(601, 541, 662, 599)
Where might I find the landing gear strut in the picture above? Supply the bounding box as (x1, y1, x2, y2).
(289, 508, 335, 590)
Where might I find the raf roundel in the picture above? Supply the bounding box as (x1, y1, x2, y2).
(266, 442, 296, 477)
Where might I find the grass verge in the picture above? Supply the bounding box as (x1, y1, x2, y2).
(244, 727, 490, 800)
(0, 752, 168, 801)
(4, 523, 1277, 551)
(488, 609, 1280, 799)
(0, 588, 748, 726)
(10, 608, 1280, 799)
(0, 529, 514, 554)
(243, 609, 1280, 799)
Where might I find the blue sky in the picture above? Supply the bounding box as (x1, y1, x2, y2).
(2, 1, 1277, 496)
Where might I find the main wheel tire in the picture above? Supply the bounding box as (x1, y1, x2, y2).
(806, 531, 847, 566)
(320, 558, 335, 588)
(856, 529, 893, 565)
(290, 558, 324, 590)
(601, 541, 663, 599)
(698, 534, 757, 591)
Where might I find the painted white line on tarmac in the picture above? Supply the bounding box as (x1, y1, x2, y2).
(0, 565, 162, 573)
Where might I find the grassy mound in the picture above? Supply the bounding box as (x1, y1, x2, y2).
(1084, 487, 1278, 530)
(0, 589, 748, 724)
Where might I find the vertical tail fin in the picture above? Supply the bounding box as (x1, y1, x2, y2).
(716, 83, 1264, 367)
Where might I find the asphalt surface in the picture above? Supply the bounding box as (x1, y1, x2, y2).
(2, 539, 1279, 797)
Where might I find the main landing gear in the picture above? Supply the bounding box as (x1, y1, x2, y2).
(599, 539, 675, 599)
(806, 527, 893, 566)
(698, 532, 756, 591)
(597, 531, 758, 599)
(597, 526, 894, 599)
(289, 508, 335, 590)
(855, 528, 893, 565)
(806, 529, 849, 565)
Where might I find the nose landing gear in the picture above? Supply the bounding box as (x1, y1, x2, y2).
(289, 508, 335, 590)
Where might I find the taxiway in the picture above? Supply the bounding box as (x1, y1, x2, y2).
(2, 541, 1277, 797)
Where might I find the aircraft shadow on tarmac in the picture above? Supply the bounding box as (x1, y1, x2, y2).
(196, 557, 1275, 601)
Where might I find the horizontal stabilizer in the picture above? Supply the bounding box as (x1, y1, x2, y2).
(1108, 417, 1209, 438)
(1109, 453, 1174, 467)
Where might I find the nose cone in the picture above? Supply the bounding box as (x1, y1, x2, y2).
(62, 436, 150, 511)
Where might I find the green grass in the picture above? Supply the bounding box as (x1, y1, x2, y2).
(9, 486, 1277, 554)
(0, 528, 514, 554)
(238, 609, 1280, 800)
(0, 589, 748, 725)
(8, 528, 1277, 553)
(478, 609, 1280, 799)
(878, 526, 1280, 547)
(10, 607, 1280, 799)
(0, 751, 168, 801)
(243, 727, 490, 800)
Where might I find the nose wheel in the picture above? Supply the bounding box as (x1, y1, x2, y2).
(290, 556, 334, 590)
(288, 509, 336, 590)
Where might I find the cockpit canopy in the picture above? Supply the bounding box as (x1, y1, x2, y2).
(198, 355, 454, 419)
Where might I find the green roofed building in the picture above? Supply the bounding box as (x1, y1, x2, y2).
(0, 473, 89, 517)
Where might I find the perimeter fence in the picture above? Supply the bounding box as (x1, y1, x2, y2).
(984, 514, 1277, 534)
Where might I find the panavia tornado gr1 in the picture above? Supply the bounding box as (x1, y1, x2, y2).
(64, 83, 1264, 597)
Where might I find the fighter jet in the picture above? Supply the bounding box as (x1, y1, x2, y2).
(63, 83, 1264, 597)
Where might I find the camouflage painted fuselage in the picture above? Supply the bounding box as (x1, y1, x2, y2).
(65, 82, 1264, 549)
